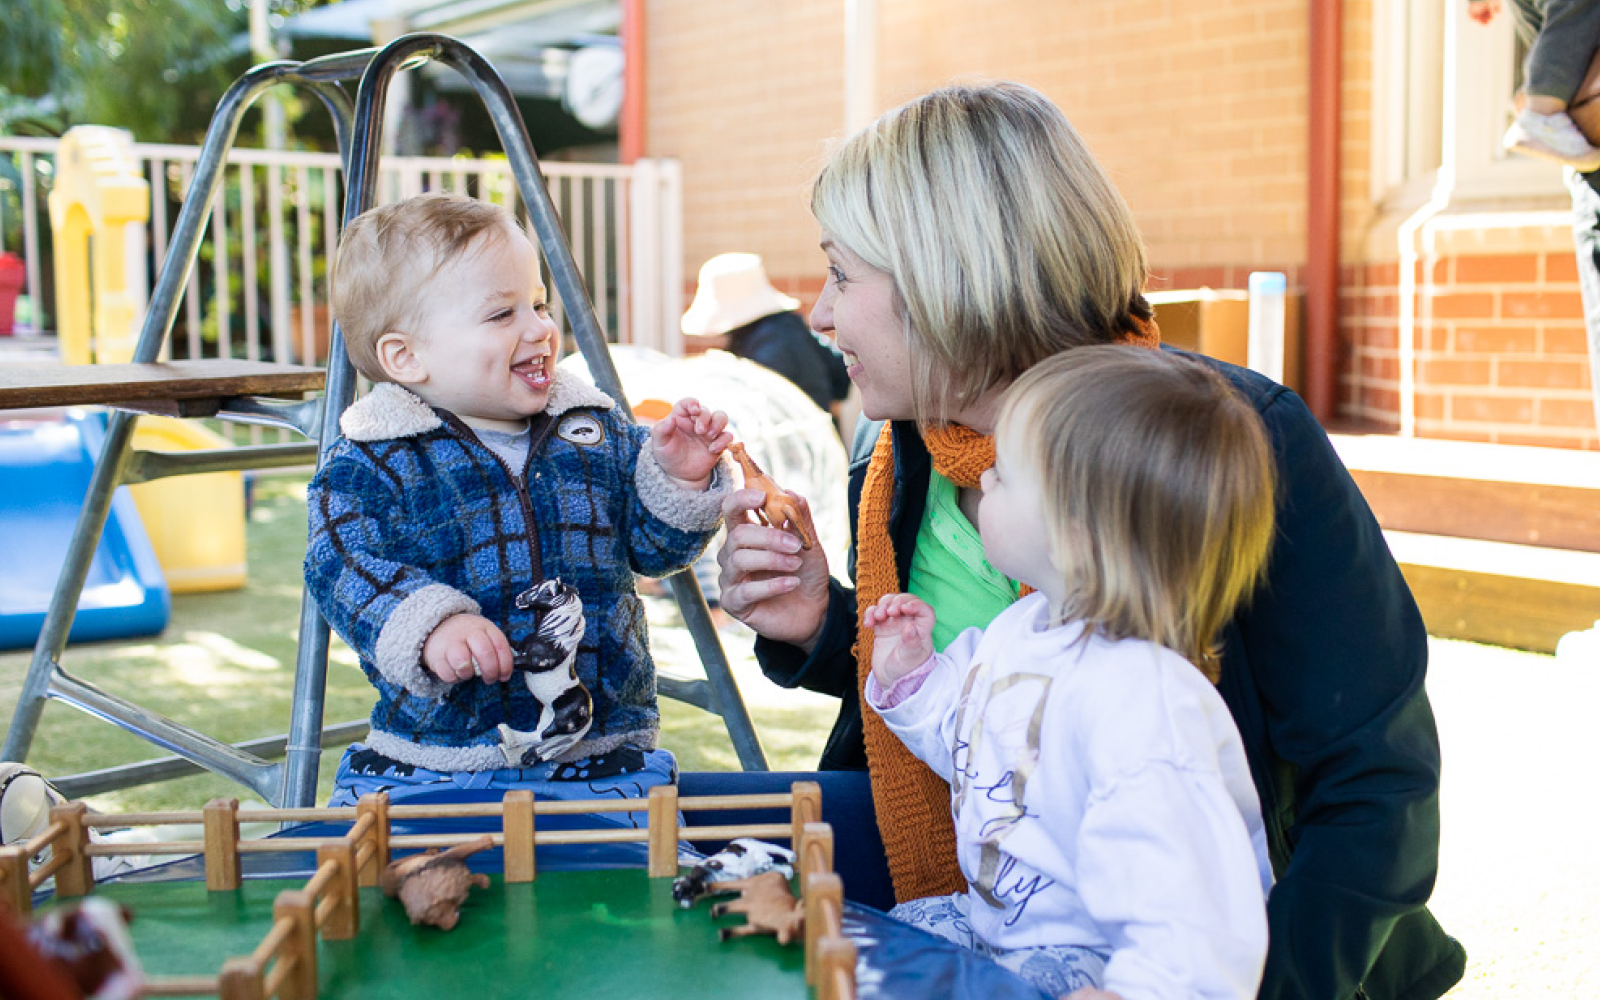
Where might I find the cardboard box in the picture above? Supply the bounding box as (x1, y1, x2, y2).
(1146, 287, 1303, 395)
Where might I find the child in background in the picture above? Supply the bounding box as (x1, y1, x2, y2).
(306, 193, 732, 809)
(1470, 0, 1600, 172)
(864, 346, 1276, 1000)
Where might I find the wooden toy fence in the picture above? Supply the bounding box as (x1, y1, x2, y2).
(0, 782, 856, 1000)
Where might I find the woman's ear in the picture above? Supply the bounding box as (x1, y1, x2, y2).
(376, 331, 426, 385)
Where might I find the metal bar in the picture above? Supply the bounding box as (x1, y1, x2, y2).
(122, 443, 319, 483)
(52, 722, 370, 799)
(45, 671, 281, 803)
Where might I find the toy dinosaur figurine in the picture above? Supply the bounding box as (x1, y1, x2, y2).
(708, 870, 805, 945)
(380, 835, 494, 930)
(728, 442, 814, 550)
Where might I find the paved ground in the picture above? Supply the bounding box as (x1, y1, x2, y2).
(1426, 636, 1599, 997)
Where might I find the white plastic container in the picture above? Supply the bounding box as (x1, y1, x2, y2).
(1247, 271, 1287, 384)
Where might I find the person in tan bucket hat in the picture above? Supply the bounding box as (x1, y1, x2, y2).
(682, 252, 850, 421)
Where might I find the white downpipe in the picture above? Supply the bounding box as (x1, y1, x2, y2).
(658, 158, 684, 358)
(844, 0, 879, 132)
(1396, 3, 1461, 438)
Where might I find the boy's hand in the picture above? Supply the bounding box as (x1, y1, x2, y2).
(422, 614, 515, 684)
(1466, 0, 1499, 24)
(863, 593, 936, 687)
(651, 397, 733, 490)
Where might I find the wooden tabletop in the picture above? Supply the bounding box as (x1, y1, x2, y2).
(0, 359, 325, 414)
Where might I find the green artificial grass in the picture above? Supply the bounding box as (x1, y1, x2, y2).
(0, 473, 832, 814)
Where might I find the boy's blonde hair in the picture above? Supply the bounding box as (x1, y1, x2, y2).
(999, 346, 1276, 679)
(811, 81, 1151, 427)
(331, 193, 522, 382)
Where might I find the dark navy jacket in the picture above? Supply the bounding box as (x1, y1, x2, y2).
(753, 351, 1466, 1000)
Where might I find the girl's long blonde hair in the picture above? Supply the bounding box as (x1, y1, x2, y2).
(999, 346, 1276, 679)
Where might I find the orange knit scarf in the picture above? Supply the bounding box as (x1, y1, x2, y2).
(856, 320, 1162, 903)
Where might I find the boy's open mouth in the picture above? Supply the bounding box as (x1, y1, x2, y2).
(512, 354, 552, 390)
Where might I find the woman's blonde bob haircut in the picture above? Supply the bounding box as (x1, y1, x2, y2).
(331, 192, 522, 382)
(999, 346, 1276, 679)
(811, 81, 1152, 427)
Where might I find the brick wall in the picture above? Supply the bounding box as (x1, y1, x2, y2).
(645, 0, 1598, 450)
(648, 0, 1320, 298)
(1342, 246, 1598, 450)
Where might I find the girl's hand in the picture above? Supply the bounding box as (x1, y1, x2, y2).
(422, 613, 515, 684)
(863, 593, 935, 686)
(1466, 0, 1499, 24)
(1062, 990, 1124, 1000)
(651, 397, 733, 489)
(716, 488, 831, 649)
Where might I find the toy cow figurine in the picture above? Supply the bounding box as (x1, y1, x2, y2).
(380, 836, 494, 930)
(498, 578, 591, 766)
(728, 442, 814, 550)
(672, 838, 797, 908)
(710, 870, 805, 945)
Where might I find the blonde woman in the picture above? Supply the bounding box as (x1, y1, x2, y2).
(716, 82, 1465, 1000)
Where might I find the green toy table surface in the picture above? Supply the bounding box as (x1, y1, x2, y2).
(46, 870, 807, 999)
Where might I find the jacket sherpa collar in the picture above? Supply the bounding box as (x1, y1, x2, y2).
(339, 369, 617, 442)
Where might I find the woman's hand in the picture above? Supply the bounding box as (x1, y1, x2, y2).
(716, 487, 832, 649)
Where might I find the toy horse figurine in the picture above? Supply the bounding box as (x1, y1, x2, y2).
(497, 578, 592, 766)
(709, 870, 805, 945)
(380, 836, 494, 930)
(728, 442, 814, 550)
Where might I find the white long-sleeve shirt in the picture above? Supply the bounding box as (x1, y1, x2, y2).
(866, 593, 1272, 1000)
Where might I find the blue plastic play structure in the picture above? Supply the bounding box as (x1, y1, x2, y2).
(0, 411, 169, 650)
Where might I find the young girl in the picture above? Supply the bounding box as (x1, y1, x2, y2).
(864, 345, 1277, 1000)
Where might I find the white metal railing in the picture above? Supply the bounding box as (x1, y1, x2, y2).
(0, 136, 683, 367)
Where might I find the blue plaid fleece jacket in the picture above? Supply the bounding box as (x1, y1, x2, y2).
(304, 373, 729, 772)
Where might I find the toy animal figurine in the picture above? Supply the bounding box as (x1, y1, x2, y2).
(380, 835, 494, 930)
(497, 578, 592, 766)
(17, 898, 144, 1000)
(709, 870, 805, 945)
(672, 838, 797, 908)
(728, 442, 814, 550)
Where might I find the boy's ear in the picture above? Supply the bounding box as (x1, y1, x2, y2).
(375, 331, 427, 385)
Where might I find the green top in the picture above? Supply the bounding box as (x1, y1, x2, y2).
(906, 469, 1022, 652)
(49, 870, 806, 999)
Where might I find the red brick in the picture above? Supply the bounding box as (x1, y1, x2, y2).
(1454, 325, 1538, 354)
(1361, 354, 1401, 381)
(1426, 427, 1495, 444)
(1453, 253, 1540, 284)
(1449, 393, 1536, 423)
(1496, 359, 1589, 389)
(1501, 290, 1585, 320)
(1538, 397, 1600, 426)
(1541, 326, 1593, 355)
(1414, 391, 1446, 419)
(1544, 252, 1580, 283)
(1496, 429, 1596, 449)
(1364, 262, 1399, 286)
(1426, 292, 1496, 319)
(1420, 357, 1492, 387)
